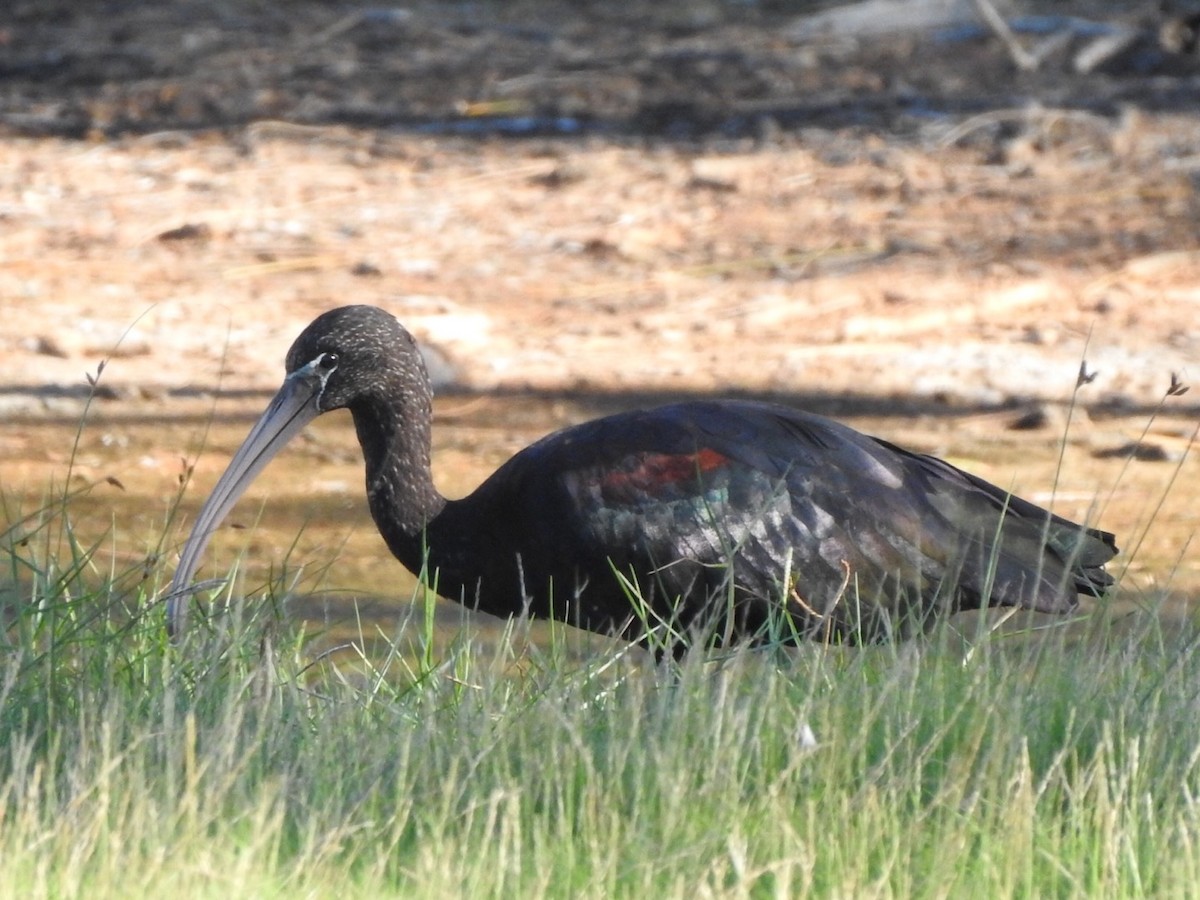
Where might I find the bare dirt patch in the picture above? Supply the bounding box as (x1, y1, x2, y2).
(3, 1, 1198, 409)
(1, 1, 1198, 618)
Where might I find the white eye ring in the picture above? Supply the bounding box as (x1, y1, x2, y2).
(315, 352, 339, 373)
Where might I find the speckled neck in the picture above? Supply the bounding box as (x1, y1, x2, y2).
(349, 368, 448, 574)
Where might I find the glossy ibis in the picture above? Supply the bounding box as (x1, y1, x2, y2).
(166, 305, 1117, 650)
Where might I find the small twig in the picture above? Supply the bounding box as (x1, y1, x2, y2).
(222, 255, 342, 280)
(789, 558, 852, 644)
(300, 8, 413, 50)
(938, 106, 1109, 148)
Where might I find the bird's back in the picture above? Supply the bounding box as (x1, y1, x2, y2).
(433, 400, 1117, 647)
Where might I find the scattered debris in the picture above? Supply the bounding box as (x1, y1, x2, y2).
(1008, 403, 1068, 431)
(787, 0, 995, 42)
(788, 0, 1197, 75)
(351, 260, 383, 278)
(1091, 441, 1177, 462)
(22, 335, 69, 358)
(156, 222, 212, 242)
(686, 173, 738, 193)
(529, 165, 585, 189)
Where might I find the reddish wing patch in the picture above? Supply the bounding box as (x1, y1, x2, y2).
(598, 448, 731, 500)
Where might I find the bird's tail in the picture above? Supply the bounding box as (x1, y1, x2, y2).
(1049, 522, 1118, 596)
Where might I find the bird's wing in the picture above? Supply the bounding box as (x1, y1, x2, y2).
(783, 417, 1116, 611)
(885, 440, 1117, 596)
(530, 401, 1112, 624)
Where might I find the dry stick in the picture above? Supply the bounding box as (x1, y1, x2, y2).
(970, 0, 1039, 71)
(223, 255, 341, 280)
(938, 107, 1110, 148)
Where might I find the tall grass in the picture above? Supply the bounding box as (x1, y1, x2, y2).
(4, 484, 1200, 899)
(3, 382, 1199, 898)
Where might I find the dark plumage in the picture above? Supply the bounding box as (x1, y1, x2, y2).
(166, 305, 1118, 651)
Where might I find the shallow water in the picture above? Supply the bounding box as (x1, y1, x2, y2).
(2, 394, 1196, 654)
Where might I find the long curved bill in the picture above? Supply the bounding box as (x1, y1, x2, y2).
(165, 367, 325, 638)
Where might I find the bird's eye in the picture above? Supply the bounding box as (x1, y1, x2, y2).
(316, 352, 339, 373)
